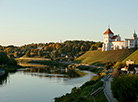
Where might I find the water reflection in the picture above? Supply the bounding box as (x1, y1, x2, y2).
(0, 70, 96, 102)
(0, 72, 9, 86)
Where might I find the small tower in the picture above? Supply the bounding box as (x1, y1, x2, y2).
(132, 30, 137, 40)
(102, 27, 114, 51)
(132, 30, 138, 47)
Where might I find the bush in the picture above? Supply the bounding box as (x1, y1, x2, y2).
(111, 74, 138, 102)
(112, 69, 119, 78)
(71, 87, 79, 94)
(104, 62, 114, 70)
(0, 51, 9, 64)
(113, 62, 126, 70)
(80, 80, 96, 89)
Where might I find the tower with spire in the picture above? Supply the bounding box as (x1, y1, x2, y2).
(102, 27, 114, 51)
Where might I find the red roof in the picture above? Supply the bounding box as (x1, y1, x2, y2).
(104, 28, 114, 34)
(111, 35, 118, 39)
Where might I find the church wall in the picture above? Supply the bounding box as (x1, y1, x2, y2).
(112, 41, 125, 50)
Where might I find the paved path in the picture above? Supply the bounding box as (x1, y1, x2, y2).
(104, 77, 118, 102)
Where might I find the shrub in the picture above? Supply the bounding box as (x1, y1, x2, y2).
(113, 62, 126, 70)
(104, 62, 114, 70)
(112, 69, 119, 78)
(111, 74, 138, 102)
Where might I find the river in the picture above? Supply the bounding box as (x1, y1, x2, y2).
(0, 70, 96, 102)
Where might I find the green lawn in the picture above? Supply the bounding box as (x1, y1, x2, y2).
(75, 48, 137, 66)
(123, 49, 138, 64)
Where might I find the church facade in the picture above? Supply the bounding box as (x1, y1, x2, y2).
(102, 28, 138, 51)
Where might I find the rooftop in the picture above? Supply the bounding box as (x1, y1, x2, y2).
(104, 28, 114, 34)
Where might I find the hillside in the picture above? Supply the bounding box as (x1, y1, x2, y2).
(75, 48, 137, 66)
(123, 49, 138, 64)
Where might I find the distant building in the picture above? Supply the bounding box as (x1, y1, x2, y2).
(37, 47, 44, 50)
(102, 27, 138, 51)
(121, 60, 138, 74)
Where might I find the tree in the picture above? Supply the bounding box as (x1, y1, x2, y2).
(34, 48, 38, 53)
(38, 50, 43, 57)
(111, 74, 138, 102)
(113, 62, 126, 70)
(44, 46, 49, 51)
(55, 43, 61, 50)
(80, 45, 85, 51)
(104, 62, 114, 70)
(25, 50, 30, 57)
(0, 51, 9, 64)
(112, 69, 119, 78)
(89, 44, 97, 50)
(31, 48, 35, 53)
(50, 50, 58, 60)
(96, 42, 103, 48)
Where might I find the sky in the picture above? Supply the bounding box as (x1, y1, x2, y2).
(0, 0, 138, 46)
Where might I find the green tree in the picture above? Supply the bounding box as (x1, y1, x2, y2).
(38, 50, 43, 57)
(113, 62, 126, 70)
(50, 50, 58, 60)
(0, 51, 9, 64)
(80, 45, 85, 51)
(96, 42, 103, 48)
(89, 44, 97, 50)
(104, 62, 113, 70)
(111, 74, 138, 102)
(25, 50, 30, 57)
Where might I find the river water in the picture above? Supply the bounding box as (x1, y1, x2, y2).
(0, 70, 96, 102)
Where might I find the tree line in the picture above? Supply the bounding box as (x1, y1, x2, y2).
(0, 40, 102, 60)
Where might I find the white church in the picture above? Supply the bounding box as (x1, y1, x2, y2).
(102, 27, 138, 51)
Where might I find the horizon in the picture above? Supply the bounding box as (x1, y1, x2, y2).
(1, 0, 138, 46)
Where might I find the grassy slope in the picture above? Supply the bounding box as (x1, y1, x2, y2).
(123, 49, 138, 64)
(55, 80, 108, 102)
(75, 48, 137, 66)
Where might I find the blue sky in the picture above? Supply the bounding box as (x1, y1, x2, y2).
(0, 0, 138, 46)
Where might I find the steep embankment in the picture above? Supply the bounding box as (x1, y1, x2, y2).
(123, 49, 138, 64)
(75, 48, 137, 66)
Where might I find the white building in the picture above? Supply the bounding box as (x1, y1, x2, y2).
(102, 27, 138, 51)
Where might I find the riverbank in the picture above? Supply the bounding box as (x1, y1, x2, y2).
(16, 58, 103, 73)
(17, 58, 88, 78)
(55, 77, 108, 102)
(0, 65, 19, 73)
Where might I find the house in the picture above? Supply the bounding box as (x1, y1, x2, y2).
(37, 47, 44, 50)
(102, 27, 138, 51)
(121, 60, 138, 74)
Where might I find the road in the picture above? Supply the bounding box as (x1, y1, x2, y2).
(104, 77, 118, 102)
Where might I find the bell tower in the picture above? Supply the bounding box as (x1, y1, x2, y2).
(102, 27, 114, 51)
